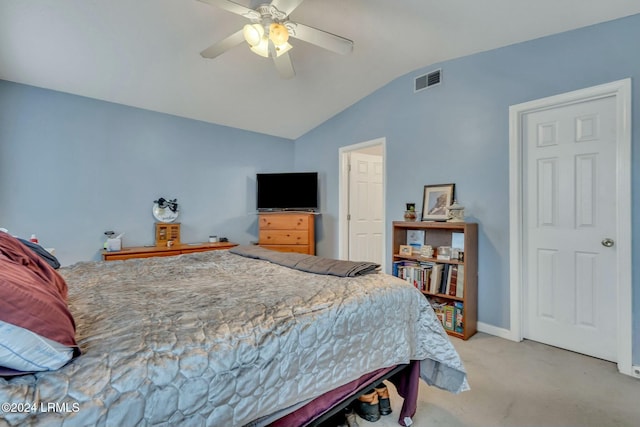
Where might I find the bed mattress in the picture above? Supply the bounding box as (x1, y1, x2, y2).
(0, 250, 468, 426)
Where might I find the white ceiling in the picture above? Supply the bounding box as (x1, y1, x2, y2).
(2, 1, 639, 140)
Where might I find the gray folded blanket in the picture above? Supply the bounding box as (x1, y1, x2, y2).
(229, 245, 380, 277)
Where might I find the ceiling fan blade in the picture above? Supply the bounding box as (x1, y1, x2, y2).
(270, 0, 305, 17)
(273, 51, 295, 79)
(198, 0, 259, 19)
(286, 22, 353, 55)
(200, 29, 246, 59)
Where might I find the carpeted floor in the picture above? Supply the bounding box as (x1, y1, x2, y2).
(352, 333, 640, 427)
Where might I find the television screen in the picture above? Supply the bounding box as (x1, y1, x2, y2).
(257, 172, 318, 212)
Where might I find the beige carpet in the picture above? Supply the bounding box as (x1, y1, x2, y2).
(355, 333, 640, 427)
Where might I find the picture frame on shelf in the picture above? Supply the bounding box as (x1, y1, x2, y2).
(421, 183, 455, 221)
(399, 245, 413, 256)
(451, 232, 465, 250)
(406, 229, 425, 247)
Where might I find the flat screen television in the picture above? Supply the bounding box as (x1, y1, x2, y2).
(257, 172, 318, 212)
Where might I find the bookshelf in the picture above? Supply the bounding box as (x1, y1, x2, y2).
(392, 221, 477, 340)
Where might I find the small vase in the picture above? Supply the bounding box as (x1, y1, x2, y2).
(404, 210, 417, 221)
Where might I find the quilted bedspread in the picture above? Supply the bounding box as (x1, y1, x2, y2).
(0, 250, 468, 426)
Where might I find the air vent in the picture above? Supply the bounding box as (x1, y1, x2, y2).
(414, 69, 442, 92)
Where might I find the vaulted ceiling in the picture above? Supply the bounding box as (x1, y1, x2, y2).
(2, 0, 639, 139)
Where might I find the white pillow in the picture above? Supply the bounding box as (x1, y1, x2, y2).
(0, 320, 74, 372)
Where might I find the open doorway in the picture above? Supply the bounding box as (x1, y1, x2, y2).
(338, 138, 386, 270)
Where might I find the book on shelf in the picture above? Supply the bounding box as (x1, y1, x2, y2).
(429, 263, 443, 294)
(448, 264, 458, 297)
(444, 264, 452, 295)
(454, 301, 464, 333)
(392, 260, 405, 277)
(455, 265, 465, 298)
(443, 305, 455, 331)
(439, 264, 450, 294)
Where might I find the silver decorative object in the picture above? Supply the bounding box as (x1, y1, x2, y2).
(447, 200, 465, 223)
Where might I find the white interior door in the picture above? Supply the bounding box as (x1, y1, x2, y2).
(523, 95, 618, 361)
(348, 152, 383, 264)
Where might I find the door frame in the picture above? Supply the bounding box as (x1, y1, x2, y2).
(338, 138, 386, 270)
(508, 79, 632, 376)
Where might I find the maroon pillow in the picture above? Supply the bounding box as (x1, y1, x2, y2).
(0, 233, 79, 370)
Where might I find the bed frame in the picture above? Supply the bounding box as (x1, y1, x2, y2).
(268, 361, 419, 427)
(308, 364, 410, 426)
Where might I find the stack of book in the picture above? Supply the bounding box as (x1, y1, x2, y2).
(393, 260, 431, 291)
(429, 299, 464, 334)
(393, 260, 464, 298)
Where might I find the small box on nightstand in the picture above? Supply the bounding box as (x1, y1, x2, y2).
(155, 222, 180, 247)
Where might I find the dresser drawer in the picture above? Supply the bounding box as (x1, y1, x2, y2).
(259, 230, 309, 245)
(259, 214, 309, 230)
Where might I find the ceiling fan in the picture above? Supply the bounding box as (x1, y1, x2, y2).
(198, 0, 354, 79)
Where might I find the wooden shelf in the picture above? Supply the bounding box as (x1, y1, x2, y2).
(420, 291, 464, 302)
(393, 254, 464, 264)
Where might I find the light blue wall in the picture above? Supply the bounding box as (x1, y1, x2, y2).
(294, 14, 640, 363)
(0, 81, 294, 265)
(1, 14, 637, 365)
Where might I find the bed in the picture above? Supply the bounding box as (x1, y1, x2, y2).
(0, 238, 468, 427)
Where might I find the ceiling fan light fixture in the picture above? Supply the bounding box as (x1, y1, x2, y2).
(199, 0, 353, 78)
(250, 37, 270, 58)
(274, 41, 292, 57)
(244, 22, 291, 58)
(243, 23, 264, 47)
(269, 23, 289, 46)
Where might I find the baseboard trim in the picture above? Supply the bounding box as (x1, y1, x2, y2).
(477, 322, 519, 342)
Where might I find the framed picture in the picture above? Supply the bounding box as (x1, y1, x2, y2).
(406, 230, 425, 247)
(421, 183, 455, 221)
(399, 245, 413, 256)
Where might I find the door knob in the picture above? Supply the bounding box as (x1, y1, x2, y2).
(601, 238, 614, 247)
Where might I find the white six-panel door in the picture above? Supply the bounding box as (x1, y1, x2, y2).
(523, 95, 618, 361)
(348, 152, 383, 264)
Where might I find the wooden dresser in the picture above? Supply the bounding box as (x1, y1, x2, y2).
(258, 212, 315, 254)
(102, 241, 238, 261)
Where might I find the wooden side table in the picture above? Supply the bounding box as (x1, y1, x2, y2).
(102, 241, 238, 261)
